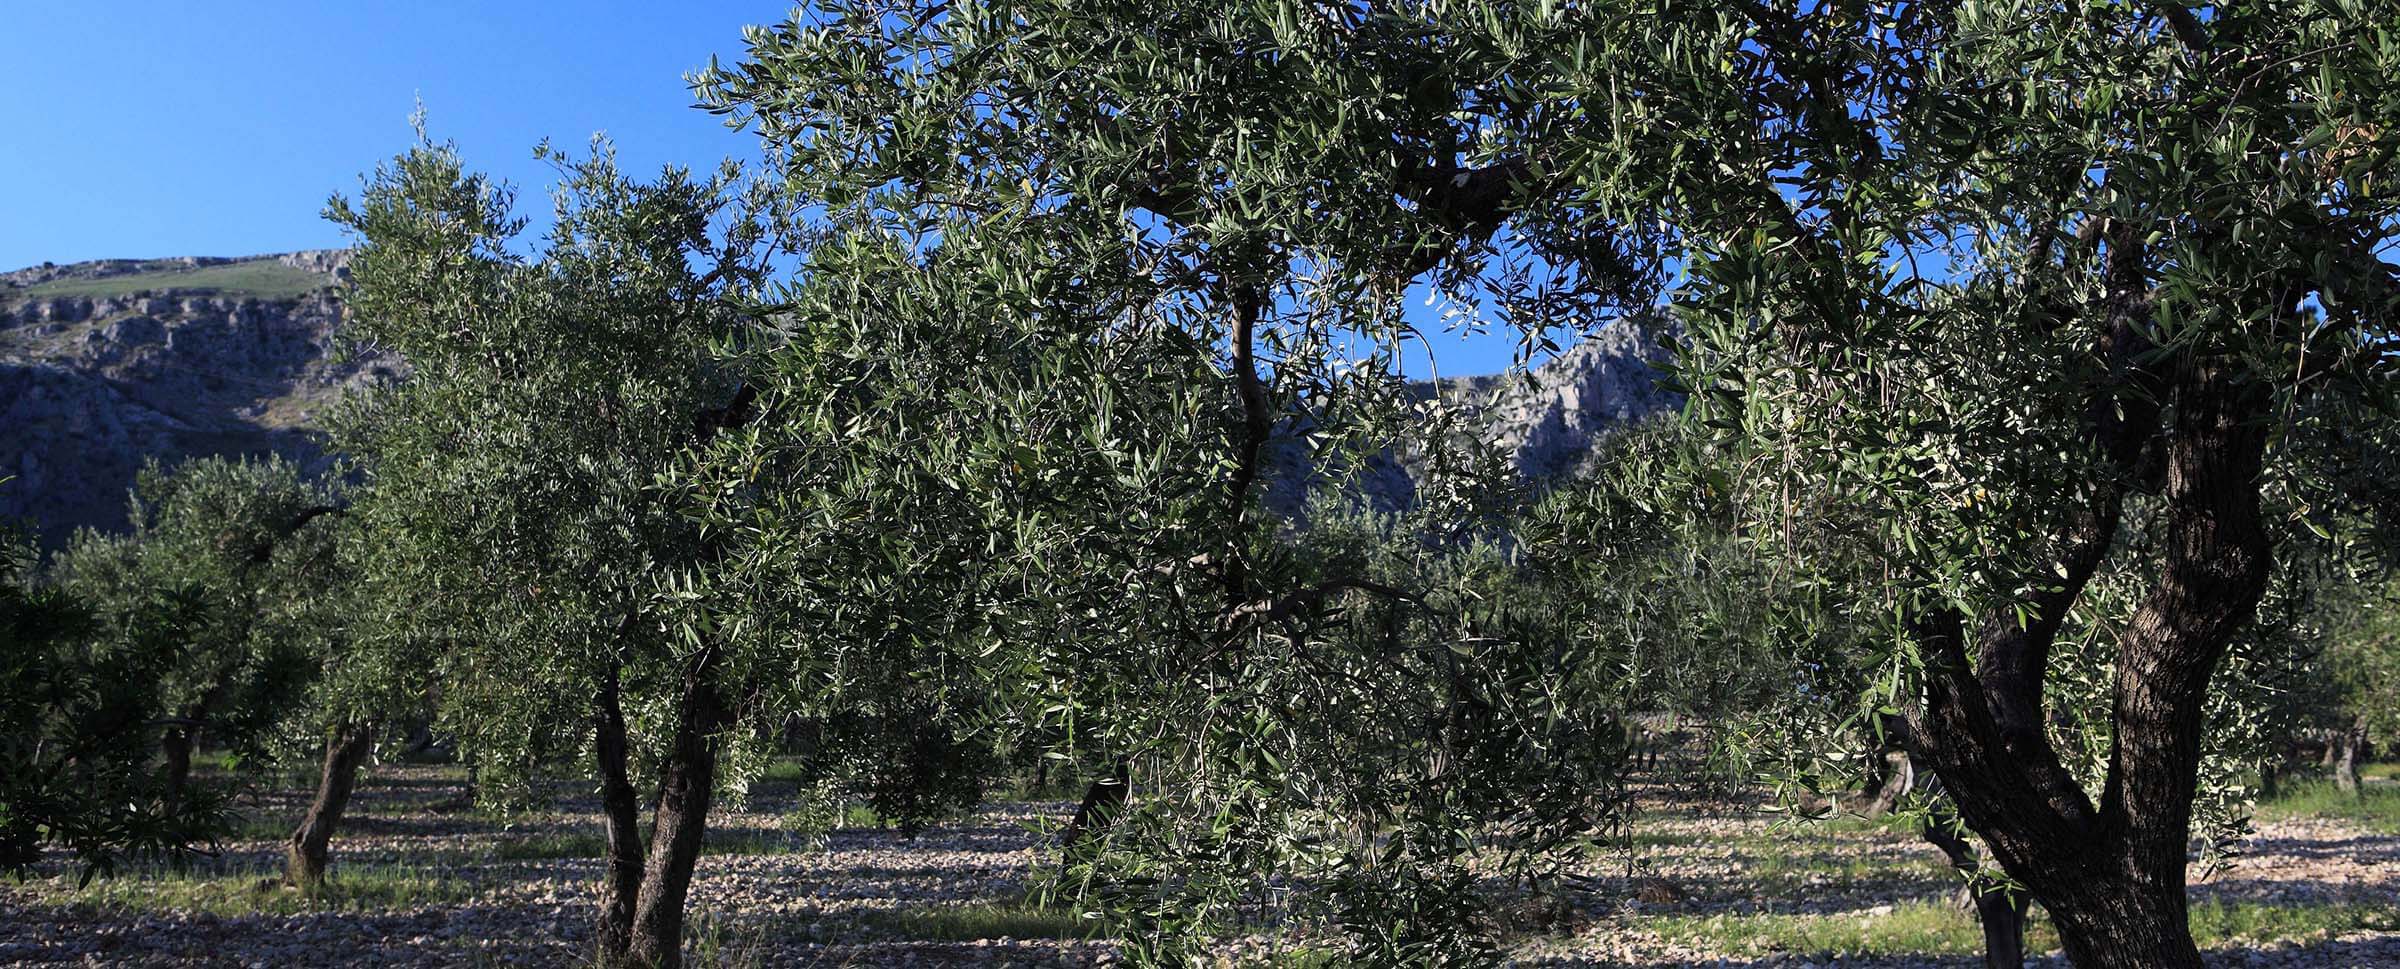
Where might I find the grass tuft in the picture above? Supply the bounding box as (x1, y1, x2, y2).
(1640, 898, 2400, 959)
(52, 862, 472, 916)
(2255, 782, 2400, 834)
(859, 894, 1100, 942)
(2190, 899, 2400, 946)
(1641, 899, 2012, 958)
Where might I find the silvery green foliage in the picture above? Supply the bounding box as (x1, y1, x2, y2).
(1517, 3, 2398, 959)
(2319, 571, 2400, 749)
(689, 4, 1649, 961)
(325, 135, 770, 804)
(53, 456, 339, 773)
(10, 456, 337, 874)
(0, 517, 218, 875)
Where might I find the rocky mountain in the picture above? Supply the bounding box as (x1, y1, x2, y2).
(1260, 314, 1680, 515)
(1419, 316, 1681, 482)
(2, 250, 1672, 548)
(0, 252, 392, 549)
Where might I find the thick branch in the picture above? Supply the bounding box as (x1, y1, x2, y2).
(1379, 158, 1537, 278)
(2097, 367, 2272, 861)
(246, 504, 346, 563)
(693, 383, 759, 446)
(1968, 223, 2167, 826)
(1906, 604, 2095, 860)
(1220, 283, 1272, 606)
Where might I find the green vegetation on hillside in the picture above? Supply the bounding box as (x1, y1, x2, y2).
(18, 258, 330, 300)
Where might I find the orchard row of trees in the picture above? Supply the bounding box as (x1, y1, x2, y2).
(8, 3, 2400, 968)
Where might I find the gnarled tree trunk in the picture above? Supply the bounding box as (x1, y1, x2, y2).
(2335, 715, 2367, 796)
(159, 707, 206, 820)
(622, 668, 732, 969)
(1855, 748, 1913, 819)
(596, 668, 646, 965)
(285, 721, 375, 888)
(1906, 369, 2273, 969)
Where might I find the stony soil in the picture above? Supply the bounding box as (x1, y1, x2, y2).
(2, 767, 2393, 967)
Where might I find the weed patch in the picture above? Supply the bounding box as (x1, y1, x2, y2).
(46, 862, 472, 916)
(2255, 783, 2400, 834)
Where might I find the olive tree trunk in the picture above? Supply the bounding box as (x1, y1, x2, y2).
(1907, 370, 2272, 969)
(1855, 748, 1913, 819)
(285, 722, 375, 887)
(595, 669, 646, 965)
(159, 725, 196, 819)
(622, 669, 732, 969)
(1922, 812, 2029, 968)
(2334, 715, 2367, 796)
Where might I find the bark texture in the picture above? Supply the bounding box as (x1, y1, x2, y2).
(596, 670, 645, 965)
(1904, 366, 2273, 969)
(623, 670, 732, 969)
(2335, 715, 2367, 796)
(285, 722, 374, 888)
(1855, 748, 1913, 819)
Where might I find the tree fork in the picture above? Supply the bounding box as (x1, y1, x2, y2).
(1916, 370, 2274, 969)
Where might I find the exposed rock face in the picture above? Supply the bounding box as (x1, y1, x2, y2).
(1270, 314, 1681, 515)
(1419, 315, 1681, 482)
(1, 253, 390, 548)
(3, 248, 1666, 545)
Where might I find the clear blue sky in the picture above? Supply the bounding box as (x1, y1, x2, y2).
(0, 2, 1545, 375)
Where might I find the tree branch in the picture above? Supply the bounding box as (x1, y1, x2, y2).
(1222, 577, 1425, 627)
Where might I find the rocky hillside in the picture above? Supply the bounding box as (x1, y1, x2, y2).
(2, 250, 1671, 547)
(1260, 314, 1680, 515)
(0, 252, 392, 548)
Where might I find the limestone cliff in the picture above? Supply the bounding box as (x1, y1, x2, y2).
(2, 250, 1671, 546)
(0, 252, 391, 548)
(1418, 315, 1681, 483)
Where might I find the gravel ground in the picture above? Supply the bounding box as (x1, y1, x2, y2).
(2, 768, 2393, 967)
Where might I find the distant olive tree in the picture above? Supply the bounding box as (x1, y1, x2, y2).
(328, 136, 772, 967)
(2319, 573, 2400, 792)
(52, 456, 339, 823)
(0, 516, 214, 876)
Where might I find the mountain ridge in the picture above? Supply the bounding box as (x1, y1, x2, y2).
(1, 252, 388, 548)
(2, 252, 1676, 548)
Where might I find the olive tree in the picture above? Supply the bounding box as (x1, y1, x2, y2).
(0, 515, 220, 876)
(694, 5, 1637, 960)
(701, 2, 2400, 964)
(328, 136, 774, 967)
(265, 505, 448, 889)
(1594, 4, 2400, 965)
(51, 456, 340, 823)
(2319, 572, 2400, 792)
